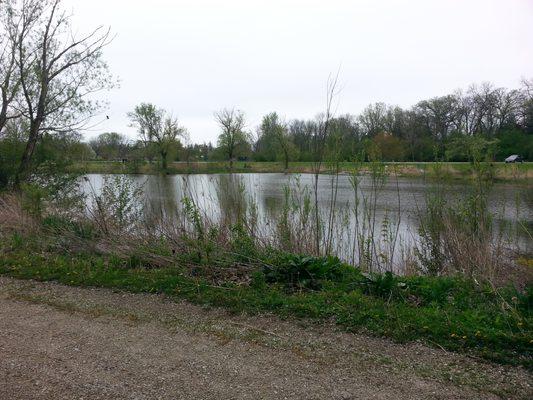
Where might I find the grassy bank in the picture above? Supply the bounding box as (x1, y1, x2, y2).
(1, 165, 531, 370)
(0, 233, 531, 369)
(68, 160, 533, 181)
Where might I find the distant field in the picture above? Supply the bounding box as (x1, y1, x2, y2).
(69, 160, 533, 181)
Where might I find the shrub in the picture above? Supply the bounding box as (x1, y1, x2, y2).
(264, 254, 351, 291)
(359, 271, 407, 299)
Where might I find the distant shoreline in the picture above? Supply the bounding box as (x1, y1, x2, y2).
(69, 160, 533, 182)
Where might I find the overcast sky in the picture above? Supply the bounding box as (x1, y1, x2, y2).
(63, 0, 533, 144)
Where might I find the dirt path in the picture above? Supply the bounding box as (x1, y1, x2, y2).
(0, 277, 530, 400)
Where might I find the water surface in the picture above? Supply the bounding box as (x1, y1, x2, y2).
(83, 173, 532, 269)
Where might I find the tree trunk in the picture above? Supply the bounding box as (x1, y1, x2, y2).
(0, 98, 8, 133)
(15, 120, 41, 185)
(229, 148, 234, 169)
(161, 150, 168, 171)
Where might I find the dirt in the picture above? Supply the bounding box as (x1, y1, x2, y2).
(0, 276, 531, 400)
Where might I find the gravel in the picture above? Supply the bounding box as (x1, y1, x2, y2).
(0, 276, 530, 400)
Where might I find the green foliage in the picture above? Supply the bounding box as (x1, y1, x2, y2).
(128, 103, 187, 170)
(18, 164, 84, 219)
(88, 175, 143, 234)
(229, 223, 257, 262)
(263, 254, 351, 292)
(20, 183, 47, 217)
(215, 108, 251, 166)
(360, 271, 405, 298)
(445, 134, 499, 162)
(255, 112, 297, 167)
(0, 133, 25, 188)
(416, 185, 448, 275)
(41, 215, 95, 240)
(372, 132, 406, 161)
(496, 129, 533, 161)
(0, 126, 87, 190)
(89, 132, 128, 161)
(0, 243, 530, 368)
(415, 171, 497, 277)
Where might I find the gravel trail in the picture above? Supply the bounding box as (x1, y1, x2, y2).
(0, 277, 530, 399)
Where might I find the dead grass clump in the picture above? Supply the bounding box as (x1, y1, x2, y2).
(0, 194, 38, 237)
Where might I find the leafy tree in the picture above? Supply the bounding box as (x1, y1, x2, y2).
(159, 116, 186, 169)
(69, 142, 96, 161)
(328, 115, 361, 161)
(89, 132, 129, 161)
(495, 129, 533, 161)
(288, 119, 316, 161)
(372, 132, 406, 161)
(214, 108, 249, 168)
(128, 103, 186, 170)
(445, 134, 499, 162)
(12, 0, 114, 183)
(256, 112, 296, 169)
(180, 142, 214, 162)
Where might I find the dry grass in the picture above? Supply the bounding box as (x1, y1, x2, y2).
(0, 194, 38, 236)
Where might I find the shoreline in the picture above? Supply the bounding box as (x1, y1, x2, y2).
(69, 161, 533, 182)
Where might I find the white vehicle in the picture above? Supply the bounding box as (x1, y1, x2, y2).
(504, 155, 523, 163)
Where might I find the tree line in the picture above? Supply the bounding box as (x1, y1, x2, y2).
(89, 80, 533, 169)
(1, 0, 532, 190)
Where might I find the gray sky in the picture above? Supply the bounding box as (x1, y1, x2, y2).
(64, 0, 533, 144)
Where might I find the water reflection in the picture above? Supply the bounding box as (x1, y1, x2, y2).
(82, 173, 533, 264)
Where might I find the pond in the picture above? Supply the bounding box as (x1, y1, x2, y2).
(82, 173, 532, 271)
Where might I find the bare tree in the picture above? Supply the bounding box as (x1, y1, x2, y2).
(312, 73, 339, 255)
(215, 108, 247, 168)
(415, 95, 458, 140)
(14, 0, 113, 182)
(521, 77, 533, 100)
(0, 0, 23, 132)
(521, 78, 533, 134)
(358, 102, 389, 137)
(180, 128, 192, 166)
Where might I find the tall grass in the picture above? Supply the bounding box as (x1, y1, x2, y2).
(0, 156, 529, 288)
